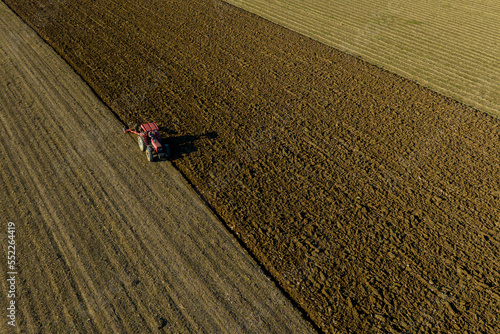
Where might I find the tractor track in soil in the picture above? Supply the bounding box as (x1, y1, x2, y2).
(3, 0, 500, 333)
(0, 3, 316, 333)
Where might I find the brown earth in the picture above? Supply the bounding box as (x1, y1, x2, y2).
(4, 0, 500, 333)
(0, 3, 316, 333)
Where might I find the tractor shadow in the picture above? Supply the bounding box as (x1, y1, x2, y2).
(160, 128, 218, 161)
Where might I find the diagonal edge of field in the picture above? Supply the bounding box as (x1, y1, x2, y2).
(224, 0, 500, 119)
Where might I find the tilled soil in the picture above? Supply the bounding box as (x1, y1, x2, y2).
(0, 3, 315, 333)
(5, 0, 500, 332)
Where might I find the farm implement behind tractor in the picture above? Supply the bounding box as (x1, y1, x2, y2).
(124, 122, 170, 162)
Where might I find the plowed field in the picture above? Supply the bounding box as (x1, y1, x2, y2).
(4, 0, 500, 333)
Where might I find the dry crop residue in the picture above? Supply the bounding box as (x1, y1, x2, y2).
(226, 0, 500, 117)
(5, 0, 500, 332)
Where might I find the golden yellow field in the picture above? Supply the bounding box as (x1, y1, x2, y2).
(225, 0, 500, 116)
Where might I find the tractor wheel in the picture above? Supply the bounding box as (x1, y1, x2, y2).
(138, 136, 146, 151)
(146, 148, 154, 162)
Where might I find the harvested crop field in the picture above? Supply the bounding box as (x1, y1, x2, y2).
(227, 0, 500, 117)
(4, 0, 500, 333)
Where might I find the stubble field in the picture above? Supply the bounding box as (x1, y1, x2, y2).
(226, 0, 500, 117)
(4, 0, 500, 333)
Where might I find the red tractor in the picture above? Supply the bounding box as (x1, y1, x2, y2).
(124, 122, 170, 162)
